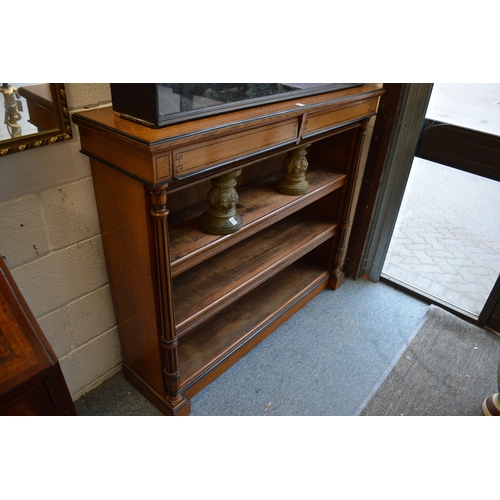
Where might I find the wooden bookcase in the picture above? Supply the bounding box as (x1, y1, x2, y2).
(73, 84, 383, 415)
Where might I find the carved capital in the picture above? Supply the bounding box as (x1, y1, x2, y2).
(150, 186, 170, 221)
(150, 186, 168, 209)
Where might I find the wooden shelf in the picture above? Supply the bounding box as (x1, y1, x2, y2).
(173, 211, 336, 336)
(178, 256, 329, 392)
(169, 162, 345, 276)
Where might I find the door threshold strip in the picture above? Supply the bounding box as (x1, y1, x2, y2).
(380, 272, 479, 321)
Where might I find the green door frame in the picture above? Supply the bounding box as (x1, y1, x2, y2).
(361, 83, 433, 282)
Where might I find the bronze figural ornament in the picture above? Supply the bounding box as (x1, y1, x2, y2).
(276, 145, 311, 196)
(200, 146, 312, 235)
(200, 169, 243, 234)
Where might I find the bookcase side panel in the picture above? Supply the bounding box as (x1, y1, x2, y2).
(89, 159, 164, 395)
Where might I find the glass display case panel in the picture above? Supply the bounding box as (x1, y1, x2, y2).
(110, 83, 362, 127)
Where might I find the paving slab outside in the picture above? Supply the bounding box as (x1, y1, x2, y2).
(381, 83, 500, 317)
(382, 157, 500, 317)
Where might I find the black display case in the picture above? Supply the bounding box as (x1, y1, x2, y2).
(110, 83, 361, 128)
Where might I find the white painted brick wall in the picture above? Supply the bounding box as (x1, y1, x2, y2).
(10, 236, 109, 316)
(0, 195, 50, 265)
(0, 83, 122, 400)
(60, 326, 123, 396)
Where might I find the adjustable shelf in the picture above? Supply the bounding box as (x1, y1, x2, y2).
(178, 256, 329, 395)
(73, 84, 383, 416)
(169, 162, 346, 277)
(173, 211, 337, 336)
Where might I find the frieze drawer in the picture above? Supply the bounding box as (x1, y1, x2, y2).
(302, 100, 377, 139)
(173, 119, 299, 178)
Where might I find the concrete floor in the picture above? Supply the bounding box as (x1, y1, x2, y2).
(382, 83, 500, 318)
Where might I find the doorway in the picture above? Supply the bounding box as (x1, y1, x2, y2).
(380, 84, 500, 321)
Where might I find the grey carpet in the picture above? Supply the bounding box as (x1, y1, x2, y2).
(190, 279, 428, 415)
(360, 304, 500, 416)
(76, 278, 430, 416)
(75, 368, 163, 416)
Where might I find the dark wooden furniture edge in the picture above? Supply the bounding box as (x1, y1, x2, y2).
(0, 258, 76, 416)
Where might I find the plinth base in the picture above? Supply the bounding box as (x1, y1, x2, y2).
(200, 211, 243, 235)
(276, 178, 310, 196)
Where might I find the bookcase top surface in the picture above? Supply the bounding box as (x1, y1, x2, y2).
(73, 84, 383, 146)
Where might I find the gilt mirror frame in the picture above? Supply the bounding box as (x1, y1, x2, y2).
(0, 83, 72, 156)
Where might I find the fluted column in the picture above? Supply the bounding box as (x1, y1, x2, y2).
(150, 185, 189, 413)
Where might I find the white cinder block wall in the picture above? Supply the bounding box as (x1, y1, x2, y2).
(0, 83, 122, 400)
